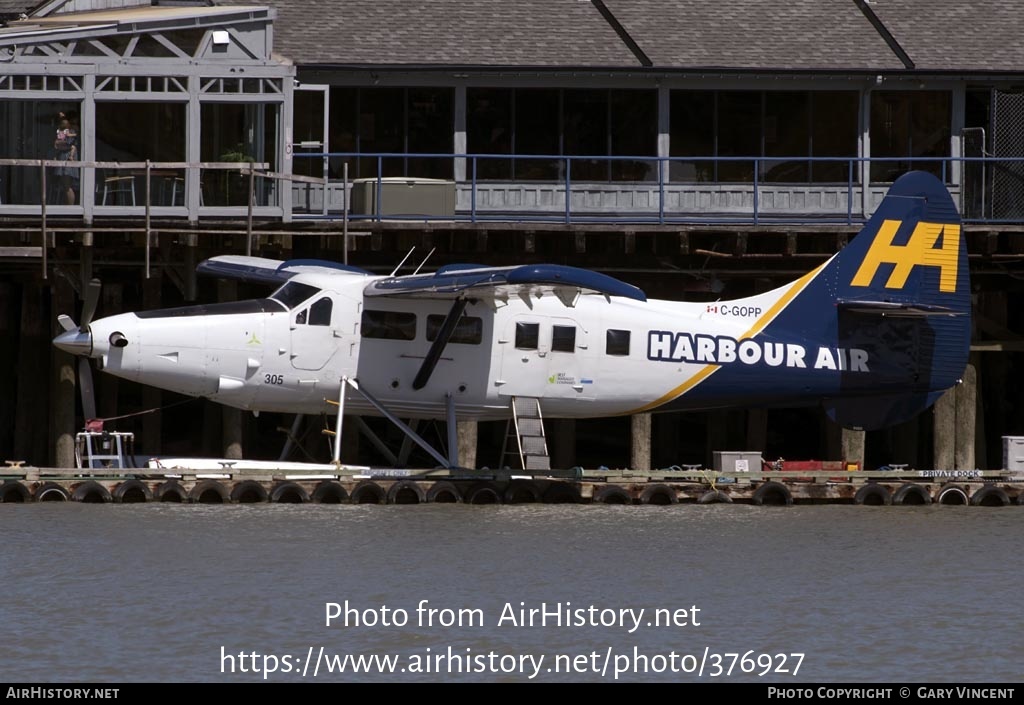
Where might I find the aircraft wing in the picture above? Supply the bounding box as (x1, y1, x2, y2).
(363, 263, 646, 306)
(196, 255, 370, 285)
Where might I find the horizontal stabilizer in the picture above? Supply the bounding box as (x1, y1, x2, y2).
(836, 300, 965, 317)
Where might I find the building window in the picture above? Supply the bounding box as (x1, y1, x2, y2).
(0, 100, 82, 205)
(606, 329, 630, 356)
(717, 91, 761, 182)
(362, 310, 417, 340)
(467, 88, 512, 179)
(467, 88, 656, 182)
(551, 325, 576, 353)
(870, 91, 951, 183)
(670, 90, 859, 183)
(426, 314, 483, 345)
(95, 101, 187, 208)
(328, 86, 453, 180)
(515, 322, 539, 350)
(199, 102, 280, 206)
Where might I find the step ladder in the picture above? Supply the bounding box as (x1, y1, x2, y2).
(500, 396, 550, 471)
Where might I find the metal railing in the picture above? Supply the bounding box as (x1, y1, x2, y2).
(0, 158, 326, 277)
(290, 152, 1024, 226)
(4, 153, 1024, 226)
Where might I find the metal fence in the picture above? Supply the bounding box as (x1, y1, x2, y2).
(291, 152, 993, 226)
(6, 153, 1024, 226)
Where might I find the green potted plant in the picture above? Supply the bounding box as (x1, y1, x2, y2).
(218, 143, 256, 205)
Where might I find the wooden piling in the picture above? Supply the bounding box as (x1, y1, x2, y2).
(631, 413, 652, 471)
(50, 275, 76, 468)
(457, 420, 478, 470)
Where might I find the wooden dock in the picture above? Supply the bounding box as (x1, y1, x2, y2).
(2, 466, 1022, 507)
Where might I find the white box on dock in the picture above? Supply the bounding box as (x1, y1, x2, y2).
(1002, 436, 1024, 471)
(713, 451, 762, 473)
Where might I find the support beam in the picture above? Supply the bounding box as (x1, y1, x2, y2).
(352, 417, 397, 467)
(548, 418, 576, 470)
(98, 282, 121, 423)
(933, 388, 956, 471)
(841, 428, 865, 470)
(745, 408, 768, 455)
(222, 407, 243, 460)
(457, 420, 478, 470)
(217, 279, 240, 459)
(0, 282, 17, 461)
(629, 412, 651, 471)
(14, 283, 49, 465)
(50, 276, 76, 468)
(141, 271, 163, 454)
(955, 363, 977, 470)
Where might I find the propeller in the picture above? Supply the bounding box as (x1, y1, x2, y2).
(53, 278, 102, 425)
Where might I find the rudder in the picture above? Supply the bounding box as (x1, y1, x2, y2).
(824, 170, 970, 429)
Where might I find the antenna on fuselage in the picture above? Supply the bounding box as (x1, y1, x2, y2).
(412, 247, 435, 275)
(389, 247, 416, 277)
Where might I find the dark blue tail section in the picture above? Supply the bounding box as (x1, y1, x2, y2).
(823, 170, 969, 429)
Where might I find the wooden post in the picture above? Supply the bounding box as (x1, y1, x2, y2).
(222, 407, 244, 460)
(141, 271, 162, 454)
(933, 388, 956, 470)
(246, 163, 255, 257)
(0, 282, 16, 460)
(144, 160, 151, 279)
(14, 283, 49, 464)
(955, 363, 977, 470)
(841, 428, 866, 469)
(706, 410, 729, 468)
(548, 418, 576, 470)
(631, 413, 652, 471)
(746, 408, 768, 456)
(40, 160, 47, 279)
(50, 276, 76, 468)
(457, 420, 478, 470)
(889, 415, 920, 468)
(217, 278, 242, 459)
(97, 284, 121, 426)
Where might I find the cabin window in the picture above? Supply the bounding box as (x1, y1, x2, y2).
(606, 329, 630, 356)
(551, 325, 576, 353)
(515, 322, 539, 350)
(271, 281, 320, 309)
(295, 308, 307, 325)
(362, 310, 416, 340)
(309, 297, 333, 326)
(426, 314, 483, 345)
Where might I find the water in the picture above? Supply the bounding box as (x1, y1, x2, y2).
(1, 502, 1021, 683)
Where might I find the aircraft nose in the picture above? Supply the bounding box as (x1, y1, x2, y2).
(53, 329, 93, 357)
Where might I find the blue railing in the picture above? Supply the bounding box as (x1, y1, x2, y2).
(292, 152, 1018, 226)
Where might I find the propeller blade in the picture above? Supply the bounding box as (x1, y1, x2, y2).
(79, 278, 101, 333)
(57, 314, 76, 332)
(78, 357, 97, 422)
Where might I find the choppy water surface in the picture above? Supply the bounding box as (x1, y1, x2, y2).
(1, 502, 1021, 683)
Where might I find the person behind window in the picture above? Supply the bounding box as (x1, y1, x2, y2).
(53, 113, 79, 205)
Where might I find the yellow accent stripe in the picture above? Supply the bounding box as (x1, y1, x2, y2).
(628, 261, 828, 414)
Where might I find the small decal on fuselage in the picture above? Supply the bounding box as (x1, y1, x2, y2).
(646, 331, 869, 372)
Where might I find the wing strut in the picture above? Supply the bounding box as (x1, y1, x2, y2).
(412, 297, 468, 391)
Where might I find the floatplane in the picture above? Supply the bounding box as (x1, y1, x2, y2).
(53, 171, 969, 470)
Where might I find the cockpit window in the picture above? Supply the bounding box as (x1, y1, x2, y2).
(309, 297, 333, 326)
(271, 281, 320, 309)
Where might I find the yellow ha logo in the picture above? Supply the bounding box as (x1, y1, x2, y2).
(851, 220, 960, 293)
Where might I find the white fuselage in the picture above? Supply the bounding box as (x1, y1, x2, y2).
(84, 269, 820, 421)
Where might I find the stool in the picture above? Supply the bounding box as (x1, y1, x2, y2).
(101, 175, 136, 205)
(170, 177, 203, 206)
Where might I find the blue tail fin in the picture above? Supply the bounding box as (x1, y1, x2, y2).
(823, 170, 969, 428)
